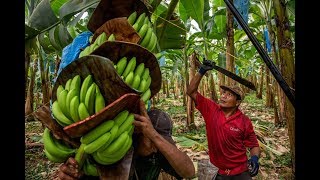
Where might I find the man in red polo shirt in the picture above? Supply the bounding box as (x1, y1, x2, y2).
(187, 60, 260, 180)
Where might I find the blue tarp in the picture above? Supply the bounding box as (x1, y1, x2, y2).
(57, 31, 93, 76)
(233, 0, 249, 30)
(264, 28, 272, 53)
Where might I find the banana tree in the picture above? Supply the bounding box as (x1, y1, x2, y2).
(272, 0, 295, 172)
(25, 0, 99, 119)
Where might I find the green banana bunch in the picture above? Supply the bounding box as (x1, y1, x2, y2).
(52, 74, 106, 125)
(92, 131, 132, 165)
(79, 32, 108, 58)
(43, 128, 76, 163)
(75, 110, 135, 165)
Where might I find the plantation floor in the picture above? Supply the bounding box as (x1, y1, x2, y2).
(25, 92, 293, 180)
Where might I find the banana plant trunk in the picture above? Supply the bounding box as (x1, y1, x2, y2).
(273, 79, 280, 125)
(38, 48, 50, 105)
(182, 78, 186, 106)
(256, 65, 264, 99)
(25, 51, 31, 98)
(187, 53, 196, 128)
(209, 73, 218, 101)
(273, 0, 295, 172)
(166, 79, 170, 98)
(267, 21, 285, 123)
(25, 57, 38, 121)
(184, 47, 189, 108)
(226, 0, 236, 86)
(162, 79, 166, 95)
(265, 65, 273, 107)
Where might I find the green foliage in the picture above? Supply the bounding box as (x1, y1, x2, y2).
(274, 152, 292, 167)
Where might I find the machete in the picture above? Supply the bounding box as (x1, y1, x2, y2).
(202, 59, 256, 91)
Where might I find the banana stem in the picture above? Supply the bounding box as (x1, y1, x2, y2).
(75, 143, 87, 169)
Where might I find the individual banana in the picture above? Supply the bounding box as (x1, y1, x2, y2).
(84, 132, 111, 154)
(101, 131, 129, 155)
(146, 32, 157, 51)
(114, 110, 129, 126)
(65, 79, 72, 91)
(70, 75, 81, 93)
(85, 83, 96, 115)
(122, 57, 136, 77)
(117, 114, 134, 137)
(97, 124, 119, 152)
(95, 32, 107, 46)
(139, 27, 152, 47)
(81, 120, 114, 144)
(108, 34, 115, 41)
(43, 128, 75, 160)
(128, 125, 135, 136)
(125, 71, 134, 86)
(131, 74, 141, 89)
(141, 68, 150, 80)
(134, 63, 145, 77)
(138, 24, 148, 39)
(56, 85, 64, 100)
(127, 11, 137, 25)
(145, 75, 152, 91)
(52, 100, 73, 126)
(116, 57, 127, 76)
(102, 134, 132, 159)
(129, 57, 137, 72)
(78, 102, 90, 120)
(83, 159, 99, 176)
(138, 79, 147, 92)
(80, 75, 93, 103)
(141, 88, 151, 103)
(95, 92, 105, 114)
(57, 89, 69, 118)
(44, 148, 66, 163)
(94, 136, 132, 165)
(69, 96, 80, 122)
(132, 13, 146, 32)
(66, 89, 78, 118)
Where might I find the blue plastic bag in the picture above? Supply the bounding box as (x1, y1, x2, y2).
(57, 31, 93, 76)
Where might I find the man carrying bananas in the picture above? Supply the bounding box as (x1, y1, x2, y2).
(186, 59, 260, 180)
(58, 100, 195, 179)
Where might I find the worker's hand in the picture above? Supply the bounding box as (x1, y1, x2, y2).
(133, 100, 157, 139)
(247, 155, 259, 177)
(58, 157, 83, 180)
(198, 59, 215, 75)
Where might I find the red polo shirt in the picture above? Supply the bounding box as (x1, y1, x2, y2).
(195, 92, 259, 176)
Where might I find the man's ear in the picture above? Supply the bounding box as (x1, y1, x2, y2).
(236, 100, 241, 106)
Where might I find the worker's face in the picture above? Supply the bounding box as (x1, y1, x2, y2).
(137, 135, 157, 156)
(219, 89, 241, 108)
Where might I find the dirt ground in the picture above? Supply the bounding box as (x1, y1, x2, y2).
(25, 93, 293, 180)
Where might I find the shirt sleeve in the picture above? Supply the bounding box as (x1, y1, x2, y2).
(195, 92, 219, 124)
(243, 117, 259, 148)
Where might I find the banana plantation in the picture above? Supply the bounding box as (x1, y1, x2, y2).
(25, 0, 295, 179)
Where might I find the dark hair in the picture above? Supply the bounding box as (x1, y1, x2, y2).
(235, 94, 241, 100)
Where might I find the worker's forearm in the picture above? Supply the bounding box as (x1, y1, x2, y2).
(250, 146, 260, 157)
(186, 72, 203, 96)
(150, 133, 195, 178)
